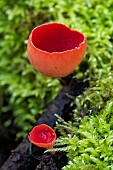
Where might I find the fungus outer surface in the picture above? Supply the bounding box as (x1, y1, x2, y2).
(27, 22, 87, 77)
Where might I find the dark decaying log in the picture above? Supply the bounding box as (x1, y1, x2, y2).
(1, 75, 89, 170)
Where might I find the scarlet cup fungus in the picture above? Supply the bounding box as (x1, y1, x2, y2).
(27, 22, 87, 78)
(28, 124, 56, 149)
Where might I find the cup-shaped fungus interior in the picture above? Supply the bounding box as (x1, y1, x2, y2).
(31, 23, 84, 53)
(30, 128, 55, 143)
(28, 124, 56, 148)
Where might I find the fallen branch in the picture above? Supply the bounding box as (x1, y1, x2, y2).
(1, 75, 89, 170)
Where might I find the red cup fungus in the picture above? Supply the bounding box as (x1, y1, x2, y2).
(28, 124, 56, 149)
(27, 22, 87, 78)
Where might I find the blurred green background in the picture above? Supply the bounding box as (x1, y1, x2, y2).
(0, 0, 113, 139)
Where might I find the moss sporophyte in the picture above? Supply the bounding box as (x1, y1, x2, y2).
(28, 124, 56, 149)
(27, 22, 87, 78)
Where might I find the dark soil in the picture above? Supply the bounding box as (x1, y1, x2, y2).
(0, 118, 22, 168)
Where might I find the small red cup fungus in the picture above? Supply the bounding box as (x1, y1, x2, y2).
(28, 124, 56, 149)
(27, 22, 87, 78)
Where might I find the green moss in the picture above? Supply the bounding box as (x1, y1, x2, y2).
(0, 0, 113, 140)
(54, 95, 113, 169)
(54, 70, 113, 169)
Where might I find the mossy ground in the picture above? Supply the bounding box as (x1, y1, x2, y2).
(0, 0, 113, 169)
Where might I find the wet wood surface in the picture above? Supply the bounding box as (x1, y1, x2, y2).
(1, 75, 89, 170)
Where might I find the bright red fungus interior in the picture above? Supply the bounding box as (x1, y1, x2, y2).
(29, 125, 56, 144)
(32, 23, 84, 53)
